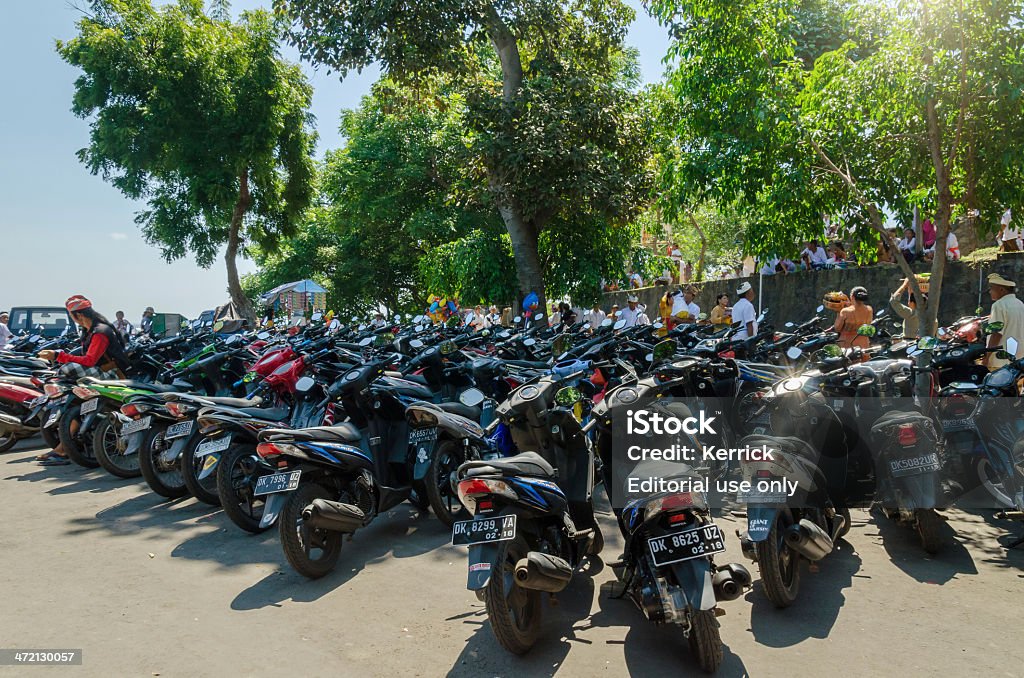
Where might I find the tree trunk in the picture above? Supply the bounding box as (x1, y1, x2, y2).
(500, 205, 547, 323)
(483, 5, 545, 323)
(688, 212, 708, 282)
(227, 169, 256, 326)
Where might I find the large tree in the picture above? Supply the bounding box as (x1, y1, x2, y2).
(58, 0, 317, 322)
(651, 0, 1024, 332)
(274, 0, 652, 317)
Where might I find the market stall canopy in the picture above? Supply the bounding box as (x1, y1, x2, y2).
(260, 279, 327, 300)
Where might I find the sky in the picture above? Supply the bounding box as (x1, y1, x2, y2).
(0, 1, 671, 320)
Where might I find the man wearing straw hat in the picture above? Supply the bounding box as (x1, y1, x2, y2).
(986, 273, 1024, 369)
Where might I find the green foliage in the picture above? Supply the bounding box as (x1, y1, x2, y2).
(276, 0, 654, 306)
(58, 0, 316, 318)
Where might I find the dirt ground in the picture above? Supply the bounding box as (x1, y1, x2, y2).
(1, 438, 1022, 677)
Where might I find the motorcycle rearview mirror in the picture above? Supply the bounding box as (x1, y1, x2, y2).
(652, 321, 664, 329)
(645, 353, 655, 362)
(816, 305, 825, 313)
(601, 318, 613, 328)
(459, 388, 485, 408)
(394, 314, 401, 323)
(698, 312, 708, 321)
(257, 331, 270, 340)
(785, 322, 795, 328)
(514, 316, 522, 323)
(359, 337, 373, 347)
(295, 376, 316, 393)
(523, 338, 537, 347)
(534, 313, 545, 322)
(786, 346, 803, 360)
(311, 312, 323, 322)
(1005, 337, 1019, 357)
(414, 325, 424, 332)
(409, 339, 424, 349)
(499, 331, 511, 339)
(613, 319, 627, 331)
(917, 336, 940, 351)
(358, 324, 367, 331)
(756, 310, 767, 323)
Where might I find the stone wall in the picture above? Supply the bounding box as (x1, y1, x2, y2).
(600, 254, 1024, 327)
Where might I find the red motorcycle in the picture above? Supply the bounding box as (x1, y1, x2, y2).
(0, 376, 47, 452)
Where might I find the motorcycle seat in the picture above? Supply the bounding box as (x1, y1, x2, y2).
(388, 371, 429, 386)
(0, 376, 37, 388)
(461, 451, 556, 478)
(270, 423, 362, 443)
(437, 401, 481, 420)
(233, 406, 291, 421)
(81, 378, 180, 393)
(169, 393, 263, 408)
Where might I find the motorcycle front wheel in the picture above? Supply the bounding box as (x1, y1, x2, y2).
(485, 535, 542, 655)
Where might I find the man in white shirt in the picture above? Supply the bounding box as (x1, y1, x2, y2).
(732, 282, 757, 340)
(999, 208, 1020, 251)
(800, 241, 829, 269)
(987, 273, 1024, 368)
(628, 269, 644, 289)
(587, 304, 606, 331)
(617, 295, 650, 328)
(672, 287, 700, 322)
(0, 312, 12, 347)
(759, 257, 780, 276)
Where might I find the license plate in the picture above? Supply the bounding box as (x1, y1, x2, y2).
(165, 420, 194, 440)
(452, 514, 516, 546)
(648, 524, 726, 567)
(121, 416, 152, 436)
(890, 452, 941, 478)
(196, 435, 231, 457)
(80, 398, 99, 414)
(941, 418, 973, 432)
(253, 470, 301, 496)
(737, 482, 790, 504)
(409, 427, 438, 443)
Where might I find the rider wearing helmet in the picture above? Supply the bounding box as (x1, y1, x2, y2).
(37, 295, 130, 380)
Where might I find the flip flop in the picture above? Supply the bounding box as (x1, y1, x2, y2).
(36, 451, 63, 462)
(39, 458, 71, 466)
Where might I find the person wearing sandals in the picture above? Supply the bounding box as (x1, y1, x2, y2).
(34, 295, 129, 465)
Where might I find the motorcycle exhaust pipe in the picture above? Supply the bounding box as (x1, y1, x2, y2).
(301, 499, 366, 533)
(0, 412, 36, 437)
(712, 563, 752, 602)
(784, 519, 834, 562)
(513, 552, 572, 593)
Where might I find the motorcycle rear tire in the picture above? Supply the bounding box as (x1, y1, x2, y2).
(139, 424, 188, 499)
(915, 508, 943, 554)
(279, 482, 344, 579)
(485, 535, 542, 655)
(92, 415, 141, 478)
(59, 403, 99, 468)
(216, 443, 270, 533)
(0, 432, 18, 453)
(426, 439, 471, 527)
(755, 509, 801, 608)
(181, 432, 221, 506)
(687, 608, 724, 674)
